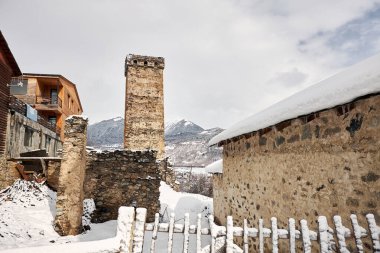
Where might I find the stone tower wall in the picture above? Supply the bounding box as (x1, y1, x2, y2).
(54, 115, 88, 236)
(124, 54, 165, 160)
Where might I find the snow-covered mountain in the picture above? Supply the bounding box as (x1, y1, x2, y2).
(165, 120, 223, 166)
(165, 119, 204, 136)
(87, 117, 124, 148)
(87, 117, 223, 166)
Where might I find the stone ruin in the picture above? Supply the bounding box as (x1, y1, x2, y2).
(52, 54, 176, 235)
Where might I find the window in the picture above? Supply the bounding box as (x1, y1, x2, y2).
(68, 94, 71, 109)
(24, 127, 33, 147)
(48, 116, 57, 126)
(45, 135, 51, 153)
(50, 89, 58, 104)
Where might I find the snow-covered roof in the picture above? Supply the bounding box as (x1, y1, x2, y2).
(209, 53, 380, 146)
(205, 159, 223, 174)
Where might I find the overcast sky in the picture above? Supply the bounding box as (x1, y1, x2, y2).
(1, 0, 380, 129)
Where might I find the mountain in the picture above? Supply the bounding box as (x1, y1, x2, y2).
(165, 119, 204, 136)
(87, 117, 223, 166)
(165, 120, 223, 167)
(87, 117, 124, 148)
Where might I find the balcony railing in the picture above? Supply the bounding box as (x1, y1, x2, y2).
(36, 96, 62, 108)
(9, 96, 60, 135)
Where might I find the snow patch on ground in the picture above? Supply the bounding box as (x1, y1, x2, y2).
(0, 180, 116, 251)
(159, 181, 212, 226)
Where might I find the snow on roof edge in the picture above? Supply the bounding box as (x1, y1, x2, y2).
(209, 53, 380, 146)
(205, 159, 223, 174)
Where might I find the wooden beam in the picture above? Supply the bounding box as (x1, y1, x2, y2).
(8, 157, 62, 161)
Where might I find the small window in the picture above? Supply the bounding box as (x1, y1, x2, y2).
(24, 127, 33, 147)
(68, 94, 71, 109)
(48, 116, 57, 126)
(45, 135, 51, 153)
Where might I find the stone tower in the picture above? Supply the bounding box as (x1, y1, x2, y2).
(124, 54, 165, 160)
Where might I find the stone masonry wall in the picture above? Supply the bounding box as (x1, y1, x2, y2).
(84, 150, 161, 223)
(54, 116, 88, 236)
(124, 54, 165, 160)
(6, 111, 61, 158)
(0, 157, 19, 189)
(214, 94, 380, 250)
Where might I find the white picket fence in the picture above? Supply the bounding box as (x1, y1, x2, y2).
(117, 207, 380, 253)
(3, 206, 378, 253)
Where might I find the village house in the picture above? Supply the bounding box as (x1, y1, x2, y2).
(0, 31, 22, 163)
(10, 73, 83, 140)
(209, 53, 380, 233)
(0, 32, 74, 189)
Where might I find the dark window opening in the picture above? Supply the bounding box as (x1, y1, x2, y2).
(45, 135, 51, 153)
(48, 116, 57, 126)
(24, 127, 33, 147)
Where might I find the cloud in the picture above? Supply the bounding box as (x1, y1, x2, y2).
(268, 68, 308, 88)
(1, 0, 379, 129)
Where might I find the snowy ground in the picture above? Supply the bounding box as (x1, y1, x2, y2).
(0, 180, 213, 252)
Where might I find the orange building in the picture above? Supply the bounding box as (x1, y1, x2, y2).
(10, 73, 83, 140)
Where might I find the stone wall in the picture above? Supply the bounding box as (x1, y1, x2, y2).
(124, 54, 165, 160)
(6, 111, 61, 158)
(158, 158, 178, 191)
(55, 116, 88, 236)
(84, 150, 161, 223)
(0, 157, 19, 189)
(214, 95, 380, 239)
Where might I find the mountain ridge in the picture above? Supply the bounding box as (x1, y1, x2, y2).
(87, 117, 223, 166)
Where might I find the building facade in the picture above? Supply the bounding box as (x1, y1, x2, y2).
(209, 54, 380, 251)
(10, 73, 83, 140)
(124, 54, 165, 160)
(7, 98, 61, 158)
(0, 31, 22, 157)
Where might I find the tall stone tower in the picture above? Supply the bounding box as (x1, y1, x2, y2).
(124, 54, 165, 160)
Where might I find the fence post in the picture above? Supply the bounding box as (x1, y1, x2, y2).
(271, 217, 279, 253)
(318, 216, 331, 253)
(243, 219, 249, 253)
(366, 214, 380, 252)
(259, 219, 264, 253)
(209, 215, 216, 253)
(197, 213, 202, 253)
(183, 213, 190, 253)
(300, 219, 311, 253)
(350, 214, 364, 253)
(133, 208, 147, 253)
(226, 216, 234, 253)
(150, 213, 160, 253)
(333, 215, 349, 253)
(117, 207, 136, 253)
(288, 218, 296, 253)
(167, 213, 175, 253)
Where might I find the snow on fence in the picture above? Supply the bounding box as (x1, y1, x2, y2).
(3, 207, 378, 253)
(118, 207, 379, 253)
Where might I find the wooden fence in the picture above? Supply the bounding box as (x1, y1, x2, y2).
(5, 206, 379, 253)
(117, 207, 380, 253)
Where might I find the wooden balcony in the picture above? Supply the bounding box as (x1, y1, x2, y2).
(35, 96, 62, 113)
(9, 95, 60, 135)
